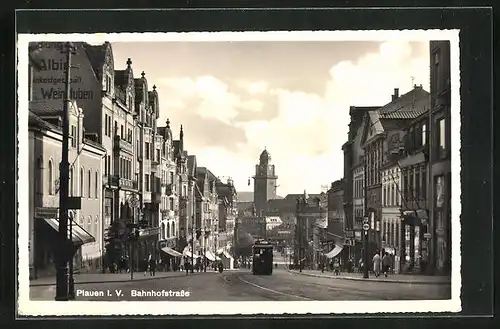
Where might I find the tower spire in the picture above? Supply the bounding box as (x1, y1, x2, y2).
(180, 125, 184, 140)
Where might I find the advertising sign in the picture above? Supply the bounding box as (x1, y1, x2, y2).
(30, 42, 102, 118)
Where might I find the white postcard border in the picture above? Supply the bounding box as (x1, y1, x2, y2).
(17, 29, 461, 316)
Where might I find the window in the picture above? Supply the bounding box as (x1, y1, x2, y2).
(107, 155, 111, 175)
(114, 121, 117, 136)
(408, 170, 414, 201)
(48, 160, 54, 195)
(145, 174, 150, 192)
(88, 170, 92, 198)
(169, 172, 174, 184)
(172, 221, 175, 236)
(69, 167, 74, 196)
(128, 129, 132, 143)
(166, 222, 170, 238)
(120, 125, 124, 139)
(87, 216, 92, 232)
(382, 185, 386, 206)
(36, 157, 43, 195)
(70, 125, 77, 147)
(422, 123, 427, 146)
(105, 114, 108, 136)
(104, 156, 107, 177)
(415, 171, 421, 200)
(95, 171, 99, 198)
(391, 184, 395, 206)
(108, 116, 112, 137)
(169, 198, 174, 210)
(156, 149, 160, 162)
(402, 174, 408, 205)
(433, 51, 441, 94)
(422, 169, 427, 199)
(80, 167, 84, 197)
(145, 143, 150, 160)
(95, 216, 99, 238)
(437, 117, 446, 158)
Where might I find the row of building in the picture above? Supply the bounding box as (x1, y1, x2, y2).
(28, 41, 237, 279)
(253, 40, 452, 274)
(338, 40, 452, 275)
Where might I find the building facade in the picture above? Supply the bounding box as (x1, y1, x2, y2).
(398, 110, 431, 274)
(29, 101, 106, 278)
(380, 160, 403, 273)
(429, 40, 452, 275)
(326, 179, 348, 264)
(342, 106, 379, 260)
(294, 192, 327, 269)
(360, 86, 430, 253)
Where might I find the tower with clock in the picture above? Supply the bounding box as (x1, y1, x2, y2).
(252, 148, 278, 217)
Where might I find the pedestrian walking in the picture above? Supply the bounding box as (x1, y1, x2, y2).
(382, 252, 391, 277)
(372, 252, 382, 277)
(149, 255, 156, 276)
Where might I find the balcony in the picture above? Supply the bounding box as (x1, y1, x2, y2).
(165, 183, 173, 196)
(119, 178, 138, 191)
(152, 192, 161, 204)
(151, 160, 160, 172)
(107, 175, 119, 188)
(113, 135, 133, 154)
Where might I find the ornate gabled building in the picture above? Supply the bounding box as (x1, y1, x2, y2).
(156, 119, 181, 264)
(195, 167, 220, 265)
(359, 86, 430, 253)
(215, 177, 237, 263)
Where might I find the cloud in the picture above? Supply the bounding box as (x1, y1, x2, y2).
(154, 41, 429, 195)
(236, 80, 269, 95)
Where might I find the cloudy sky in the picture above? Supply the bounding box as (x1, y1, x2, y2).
(111, 40, 430, 196)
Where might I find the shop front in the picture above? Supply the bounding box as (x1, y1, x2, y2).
(158, 237, 182, 271)
(399, 209, 430, 274)
(34, 207, 95, 278)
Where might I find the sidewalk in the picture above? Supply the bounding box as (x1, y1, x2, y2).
(30, 270, 218, 287)
(288, 269, 451, 285)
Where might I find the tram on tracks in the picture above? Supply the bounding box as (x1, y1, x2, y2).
(252, 239, 273, 275)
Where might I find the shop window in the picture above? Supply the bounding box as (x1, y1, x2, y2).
(437, 117, 446, 159)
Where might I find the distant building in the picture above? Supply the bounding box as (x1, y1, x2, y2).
(252, 149, 278, 216)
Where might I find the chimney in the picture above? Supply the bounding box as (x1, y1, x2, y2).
(392, 88, 399, 101)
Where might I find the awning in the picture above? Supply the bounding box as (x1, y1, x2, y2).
(205, 251, 220, 261)
(216, 248, 225, 254)
(324, 245, 343, 259)
(222, 250, 233, 259)
(41, 217, 95, 246)
(161, 247, 182, 257)
(182, 246, 199, 259)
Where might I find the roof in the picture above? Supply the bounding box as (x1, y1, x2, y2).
(378, 86, 430, 116)
(82, 42, 108, 79)
(114, 70, 126, 87)
(187, 155, 197, 176)
(237, 201, 254, 212)
(267, 199, 297, 214)
(284, 193, 322, 200)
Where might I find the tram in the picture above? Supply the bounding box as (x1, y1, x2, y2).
(252, 239, 273, 275)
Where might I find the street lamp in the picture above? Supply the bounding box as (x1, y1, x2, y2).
(55, 42, 76, 301)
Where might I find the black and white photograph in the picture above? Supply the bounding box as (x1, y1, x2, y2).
(17, 30, 460, 316)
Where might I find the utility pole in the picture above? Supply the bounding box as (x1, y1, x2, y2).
(363, 155, 370, 279)
(55, 42, 74, 301)
(191, 215, 195, 273)
(68, 211, 75, 300)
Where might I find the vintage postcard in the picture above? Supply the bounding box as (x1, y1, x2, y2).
(17, 30, 461, 316)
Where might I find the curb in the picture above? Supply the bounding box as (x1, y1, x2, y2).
(287, 270, 450, 285)
(30, 271, 214, 287)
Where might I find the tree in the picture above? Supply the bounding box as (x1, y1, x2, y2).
(234, 232, 254, 257)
